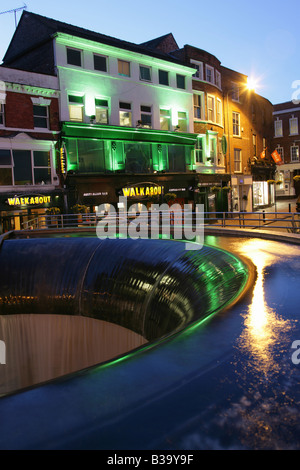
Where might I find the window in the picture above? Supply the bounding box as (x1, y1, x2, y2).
(0, 149, 12, 185)
(208, 137, 217, 164)
(274, 119, 283, 137)
(253, 134, 257, 156)
(0, 149, 51, 186)
(276, 146, 284, 161)
(68, 95, 84, 122)
(140, 105, 152, 128)
(190, 60, 203, 80)
(93, 54, 107, 72)
(231, 83, 240, 102)
(95, 98, 109, 124)
(118, 60, 130, 77)
(158, 70, 169, 86)
(290, 117, 298, 135)
(33, 151, 52, 184)
(205, 65, 214, 84)
(176, 74, 185, 89)
(232, 112, 240, 136)
(216, 99, 222, 125)
(168, 146, 186, 172)
(234, 148, 242, 172)
(193, 94, 204, 120)
(139, 65, 151, 82)
(119, 102, 132, 126)
(67, 48, 82, 67)
(177, 111, 187, 132)
(195, 138, 204, 163)
(291, 145, 299, 162)
(215, 70, 221, 89)
(207, 95, 215, 122)
(0, 104, 4, 126)
(160, 109, 171, 130)
(33, 105, 49, 129)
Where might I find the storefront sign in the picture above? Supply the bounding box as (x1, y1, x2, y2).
(7, 195, 52, 207)
(83, 192, 109, 197)
(121, 183, 164, 199)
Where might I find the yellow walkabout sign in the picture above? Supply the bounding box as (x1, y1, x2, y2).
(121, 183, 164, 199)
(7, 195, 52, 207)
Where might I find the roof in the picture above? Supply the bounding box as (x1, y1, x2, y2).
(3, 11, 186, 68)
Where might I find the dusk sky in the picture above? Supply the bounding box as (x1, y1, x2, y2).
(0, 0, 299, 105)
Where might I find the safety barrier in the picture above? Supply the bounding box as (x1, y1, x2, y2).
(20, 210, 300, 234)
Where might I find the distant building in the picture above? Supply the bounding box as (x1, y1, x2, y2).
(0, 66, 61, 232)
(273, 101, 300, 198)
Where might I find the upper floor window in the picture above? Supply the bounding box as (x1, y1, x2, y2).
(119, 101, 132, 126)
(93, 54, 107, 72)
(68, 95, 84, 122)
(160, 108, 171, 130)
(193, 93, 204, 120)
(207, 95, 215, 122)
(177, 111, 187, 132)
(231, 83, 240, 102)
(118, 60, 130, 77)
(176, 74, 185, 89)
(158, 70, 169, 86)
(274, 119, 283, 137)
(208, 136, 217, 164)
(234, 148, 242, 172)
(205, 65, 214, 84)
(95, 98, 109, 124)
(190, 60, 203, 80)
(291, 145, 299, 162)
(253, 134, 257, 156)
(33, 105, 49, 129)
(139, 65, 151, 82)
(67, 48, 82, 67)
(0, 104, 5, 126)
(0, 149, 52, 186)
(276, 146, 284, 161)
(140, 105, 152, 128)
(232, 112, 240, 136)
(290, 116, 298, 135)
(195, 137, 204, 163)
(216, 98, 222, 125)
(0, 149, 12, 185)
(215, 70, 221, 89)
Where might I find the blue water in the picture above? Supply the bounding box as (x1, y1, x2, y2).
(0, 235, 300, 449)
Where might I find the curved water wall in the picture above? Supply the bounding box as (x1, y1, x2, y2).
(0, 237, 248, 342)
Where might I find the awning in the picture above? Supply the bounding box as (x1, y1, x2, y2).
(61, 122, 198, 146)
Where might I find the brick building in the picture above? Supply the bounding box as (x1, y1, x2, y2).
(0, 66, 62, 232)
(273, 100, 300, 197)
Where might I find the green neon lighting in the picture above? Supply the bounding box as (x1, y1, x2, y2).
(62, 122, 197, 145)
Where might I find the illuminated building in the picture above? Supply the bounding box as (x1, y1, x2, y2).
(0, 66, 62, 232)
(1, 11, 274, 216)
(272, 101, 300, 198)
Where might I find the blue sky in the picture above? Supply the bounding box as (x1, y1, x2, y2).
(0, 0, 299, 104)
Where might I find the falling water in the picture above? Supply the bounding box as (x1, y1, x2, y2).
(0, 236, 248, 395)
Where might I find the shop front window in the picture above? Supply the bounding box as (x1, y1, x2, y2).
(77, 140, 105, 173)
(168, 145, 186, 172)
(124, 143, 152, 173)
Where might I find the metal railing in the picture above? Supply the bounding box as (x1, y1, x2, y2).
(20, 210, 300, 234)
